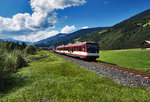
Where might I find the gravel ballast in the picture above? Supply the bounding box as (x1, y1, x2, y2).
(53, 52, 150, 89)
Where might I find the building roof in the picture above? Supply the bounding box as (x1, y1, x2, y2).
(145, 40, 150, 44)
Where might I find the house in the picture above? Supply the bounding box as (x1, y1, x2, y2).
(141, 40, 150, 49)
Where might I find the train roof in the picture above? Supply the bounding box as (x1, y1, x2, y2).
(56, 41, 98, 48)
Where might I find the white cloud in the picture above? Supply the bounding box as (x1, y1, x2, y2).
(61, 25, 76, 33)
(82, 26, 88, 29)
(30, 0, 86, 13)
(0, 0, 86, 34)
(13, 25, 76, 42)
(13, 30, 59, 42)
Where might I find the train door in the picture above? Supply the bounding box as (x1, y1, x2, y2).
(83, 44, 85, 52)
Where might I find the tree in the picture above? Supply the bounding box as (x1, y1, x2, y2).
(25, 45, 37, 55)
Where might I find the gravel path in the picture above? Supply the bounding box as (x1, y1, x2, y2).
(53, 52, 150, 89)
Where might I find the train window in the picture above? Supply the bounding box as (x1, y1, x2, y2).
(74, 47, 76, 51)
(72, 47, 73, 52)
(77, 47, 78, 51)
(83, 45, 85, 51)
(87, 43, 99, 53)
(79, 46, 81, 51)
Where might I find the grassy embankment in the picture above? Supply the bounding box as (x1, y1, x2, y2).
(1, 50, 150, 101)
(97, 49, 150, 73)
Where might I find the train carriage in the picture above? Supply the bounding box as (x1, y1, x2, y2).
(54, 41, 99, 60)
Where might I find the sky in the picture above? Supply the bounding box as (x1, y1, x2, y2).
(0, 0, 150, 42)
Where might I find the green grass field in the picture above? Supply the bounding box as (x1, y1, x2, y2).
(1, 51, 150, 102)
(97, 49, 150, 73)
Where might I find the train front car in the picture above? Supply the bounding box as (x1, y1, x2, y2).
(83, 42, 99, 60)
(54, 41, 99, 61)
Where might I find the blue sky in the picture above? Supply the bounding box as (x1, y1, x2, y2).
(0, 0, 150, 42)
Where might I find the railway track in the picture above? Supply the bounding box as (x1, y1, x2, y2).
(92, 61, 150, 79)
(53, 52, 150, 89)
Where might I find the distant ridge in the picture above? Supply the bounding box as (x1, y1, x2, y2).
(3, 38, 32, 45)
(35, 27, 107, 47)
(34, 33, 66, 45)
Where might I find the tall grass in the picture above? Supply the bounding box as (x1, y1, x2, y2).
(0, 43, 27, 90)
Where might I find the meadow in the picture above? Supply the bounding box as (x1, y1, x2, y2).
(97, 49, 150, 73)
(1, 50, 150, 102)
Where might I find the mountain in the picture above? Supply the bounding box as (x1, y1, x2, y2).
(34, 33, 66, 45)
(128, 9, 150, 20)
(74, 9, 150, 50)
(3, 38, 32, 45)
(35, 27, 107, 47)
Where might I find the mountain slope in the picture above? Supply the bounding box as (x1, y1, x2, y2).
(129, 9, 150, 20)
(34, 33, 66, 45)
(35, 27, 107, 47)
(75, 9, 150, 50)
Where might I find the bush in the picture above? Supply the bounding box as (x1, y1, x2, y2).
(12, 50, 27, 69)
(0, 49, 27, 80)
(25, 45, 37, 55)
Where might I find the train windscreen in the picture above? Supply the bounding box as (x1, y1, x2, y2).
(87, 43, 99, 53)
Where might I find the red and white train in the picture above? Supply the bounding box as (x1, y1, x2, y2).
(53, 41, 99, 60)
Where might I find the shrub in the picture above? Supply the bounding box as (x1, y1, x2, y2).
(25, 45, 37, 55)
(11, 50, 27, 69)
(0, 49, 27, 80)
